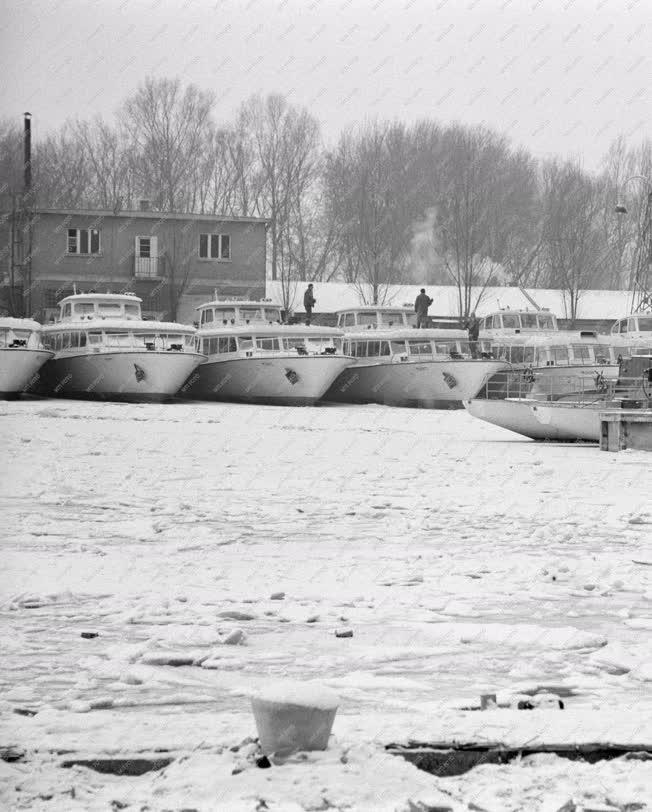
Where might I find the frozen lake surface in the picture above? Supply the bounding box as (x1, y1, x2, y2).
(1, 398, 651, 810)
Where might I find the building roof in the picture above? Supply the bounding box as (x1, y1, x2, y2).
(35, 208, 269, 225)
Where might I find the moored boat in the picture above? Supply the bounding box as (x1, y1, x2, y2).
(181, 300, 353, 405)
(34, 293, 204, 401)
(464, 354, 652, 442)
(324, 307, 509, 408)
(0, 318, 54, 398)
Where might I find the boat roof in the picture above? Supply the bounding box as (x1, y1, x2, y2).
(0, 317, 43, 331)
(42, 319, 196, 333)
(336, 305, 414, 313)
(197, 324, 343, 337)
(343, 328, 468, 339)
(198, 300, 282, 311)
(58, 293, 143, 305)
(480, 307, 554, 316)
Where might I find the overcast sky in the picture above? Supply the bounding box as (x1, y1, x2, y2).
(1, 0, 650, 171)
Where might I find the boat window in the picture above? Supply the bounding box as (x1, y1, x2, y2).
(215, 308, 236, 323)
(491, 315, 501, 329)
(238, 335, 253, 350)
(341, 313, 355, 327)
(63, 303, 72, 318)
(502, 314, 520, 329)
(619, 320, 628, 334)
(357, 313, 377, 326)
(284, 337, 306, 351)
(552, 345, 569, 363)
(458, 341, 471, 356)
(537, 314, 555, 330)
(366, 341, 381, 357)
(305, 336, 332, 353)
(264, 308, 281, 322)
(201, 309, 214, 324)
(134, 333, 156, 350)
(124, 304, 140, 317)
(53, 334, 62, 351)
(106, 333, 132, 347)
(257, 337, 280, 351)
(521, 313, 538, 328)
(61, 332, 71, 349)
(571, 344, 591, 363)
(380, 341, 391, 356)
(219, 337, 237, 353)
(638, 317, 652, 332)
(0, 330, 7, 348)
(628, 318, 637, 332)
(99, 303, 122, 316)
(75, 303, 95, 315)
(390, 340, 406, 354)
(88, 332, 103, 345)
(349, 341, 366, 357)
(510, 346, 525, 364)
(523, 346, 535, 363)
(408, 340, 433, 355)
(240, 308, 262, 322)
(380, 311, 405, 326)
(434, 341, 452, 356)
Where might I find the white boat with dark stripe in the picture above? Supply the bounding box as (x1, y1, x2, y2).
(35, 293, 204, 402)
(0, 318, 54, 398)
(181, 300, 353, 405)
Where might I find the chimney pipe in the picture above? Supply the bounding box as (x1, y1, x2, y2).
(23, 112, 32, 201)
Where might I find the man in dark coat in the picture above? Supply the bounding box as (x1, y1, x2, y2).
(465, 311, 480, 358)
(414, 288, 433, 328)
(303, 283, 316, 326)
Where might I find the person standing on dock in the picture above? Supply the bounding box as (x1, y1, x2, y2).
(414, 289, 433, 328)
(303, 283, 316, 326)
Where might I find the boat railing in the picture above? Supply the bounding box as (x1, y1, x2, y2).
(475, 367, 651, 405)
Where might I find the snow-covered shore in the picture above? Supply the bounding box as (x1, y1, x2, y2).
(1, 399, 651, 810)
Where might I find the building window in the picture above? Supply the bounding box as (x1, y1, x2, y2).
(199, 233, 231, 260)
(67, 228, 101, 255)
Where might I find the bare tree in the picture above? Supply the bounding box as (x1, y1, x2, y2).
(540, 159, 607, 322)
(121, 77, 214, 211)
(73, 117, 135, 210)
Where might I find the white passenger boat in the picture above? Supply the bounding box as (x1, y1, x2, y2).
(464, 354, 652, 442)
(35, 293, 204, 401)
(323, 306, 509, 408)
(0, 318, 54, 398)
(478, 307, 620, 395)
(181, 300, 353, 405)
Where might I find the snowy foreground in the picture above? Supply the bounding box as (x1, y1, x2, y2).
(1, 399, 651, 811)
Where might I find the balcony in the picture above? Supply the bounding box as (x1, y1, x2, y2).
(134, 256, 160, 279)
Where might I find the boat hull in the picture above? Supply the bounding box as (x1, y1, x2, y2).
(324, 359, 509, 409)
(464, 397, 602, 441)
(0, 349, 54, 398)
(181, 355, 354, 405)
(31, 351, 205, 402)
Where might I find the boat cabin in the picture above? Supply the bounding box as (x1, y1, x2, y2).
(198, 300, 282, 327)
(341, 329, 485, 362)
(197, 325, 344, 358)
(0, 318, 46, 350)
(486, 333, 613, 367)
(54, 292, 143, 322)
(42, 292, 198, 354)
(479, 308, 558, 335)
(610, 314, 652, 338)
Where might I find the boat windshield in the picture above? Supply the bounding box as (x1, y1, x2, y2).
(379, 311, 406, 326)
(240, 308, 263, 321)
(501, 314, 520, 329)
(538, 314, 555, 329)
(214, 308, 236, 323)
(521, 313, 538, 328)
(637, 317, 652, 332)
(98, 303, 123, 316)
(357, 313, 378, 326)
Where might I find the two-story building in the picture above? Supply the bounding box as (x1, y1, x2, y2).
(2, 207, 268, 324)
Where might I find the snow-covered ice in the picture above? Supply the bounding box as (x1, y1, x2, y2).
(1, 398, 651, 810)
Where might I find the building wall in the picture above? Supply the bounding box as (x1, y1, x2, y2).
(11, 211, 266, 322)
